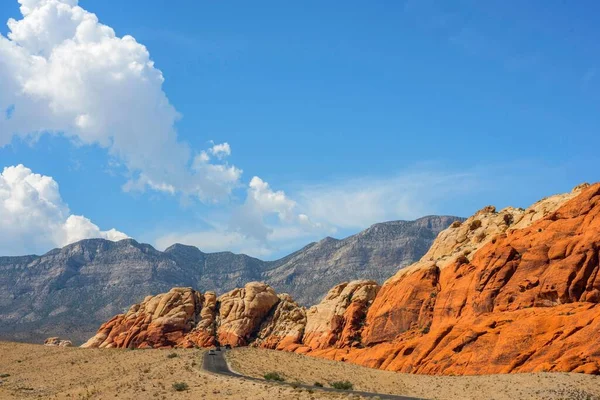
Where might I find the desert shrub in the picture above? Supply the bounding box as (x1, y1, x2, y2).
(469, 219, 482, 230)
(421, 322, 432, 334)
(172, 382, 188, 391)
(330, 380, 353, 390)
(0, 374, 10, 378)
(264, 372, 285, 382)
(450, 221, 462, 228)
(314, 382, 324, 387)
(456, 255, 469, 265)
(167, 352, 178, 359)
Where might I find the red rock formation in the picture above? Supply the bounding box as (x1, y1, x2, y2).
(296, 183, 600, 375)
(82, 282, 280, 349)
(83, 183, 600, 375)
(299, 280, 380, 351)
(82, 287, 210, 349)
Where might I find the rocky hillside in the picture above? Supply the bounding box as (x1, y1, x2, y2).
(0, 216, 459, 343)
(262, 216, 459, 305)
(83, 183, 600, 375)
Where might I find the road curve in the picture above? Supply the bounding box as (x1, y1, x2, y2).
(202, 349, 425, 400)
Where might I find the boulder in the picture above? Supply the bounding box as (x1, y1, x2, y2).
(44, 337, 72, 347)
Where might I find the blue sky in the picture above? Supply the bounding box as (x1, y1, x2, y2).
(0, 0, 598, 258)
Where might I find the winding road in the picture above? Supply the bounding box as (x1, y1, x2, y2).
(203, 349, 424, 400)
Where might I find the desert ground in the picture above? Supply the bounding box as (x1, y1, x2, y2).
(227, 347, 600, 400)
(1, 341, 599, 400)
(0, 341, 362, 399)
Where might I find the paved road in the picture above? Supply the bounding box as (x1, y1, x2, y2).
(202, 349, 425, 400)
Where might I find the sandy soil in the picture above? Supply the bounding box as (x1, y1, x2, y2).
(227, 347, 600, 400)
(0, 341, 364, 399)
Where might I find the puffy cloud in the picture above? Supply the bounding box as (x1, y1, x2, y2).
(154, 176, 333, 258)
(0, 0, 241, 202)
(0, 164, 127, 255)
(230, 176, 328, 242)
(209, 142, 231, 158)
(247, 176, 296, 221)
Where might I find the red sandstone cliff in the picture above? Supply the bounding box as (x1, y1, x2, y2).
(83, 183, 600, 375)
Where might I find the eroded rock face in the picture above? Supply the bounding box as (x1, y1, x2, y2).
(84, 183, 600, 375)
(300, 280, 380, 350)
(252, 294, 307, 350)
(44, 337, 72, 347)
(217, 282, 280, 346)
(83, 282, 281, 349)
(363, 183, 589, 345)
(81, 287, 211, 349)
(307, 183, 600, 375)
(181, 291, 218, 348)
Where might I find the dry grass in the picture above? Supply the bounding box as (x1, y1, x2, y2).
(0, 341, 364, 399)
(228, 347, 600, 400)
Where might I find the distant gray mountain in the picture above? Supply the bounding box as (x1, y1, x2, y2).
(0, 215, 462, 343)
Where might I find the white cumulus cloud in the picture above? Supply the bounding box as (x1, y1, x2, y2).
(0, 164, 127, 255)
(0, 0, 241, 202)
(154, 176, 333, 258)
(209, 142, 231, 158)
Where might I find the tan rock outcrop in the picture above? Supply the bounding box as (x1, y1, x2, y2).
(253, 294, 307, 350)
(300, 280, 379, 350)
(180, 291, 218, 348)
(82, 287, 212, 349)
(217, 282, 280, 346)
(44, 337, 73, 347)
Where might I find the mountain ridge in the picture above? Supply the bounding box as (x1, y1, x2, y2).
(83, 183, 600, 376)
(0, 215, 461, 343)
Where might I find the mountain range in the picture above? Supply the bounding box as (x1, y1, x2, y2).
(0, 215, 460, 343)
(83, 183, 600, 376)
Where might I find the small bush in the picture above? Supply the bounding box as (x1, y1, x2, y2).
(167, 352, 178, 359)
(469, 219, 482, 230)
(330, 381, 353, 390)
(172, 382, 189, 392)
(264, 372, 284, 382)
(456, 255, 469, 265)
(0, 374, 10, 378)
(450, 221, 462, 228)
(421, 322, 431, 334)
(314, 382, 323, 387)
